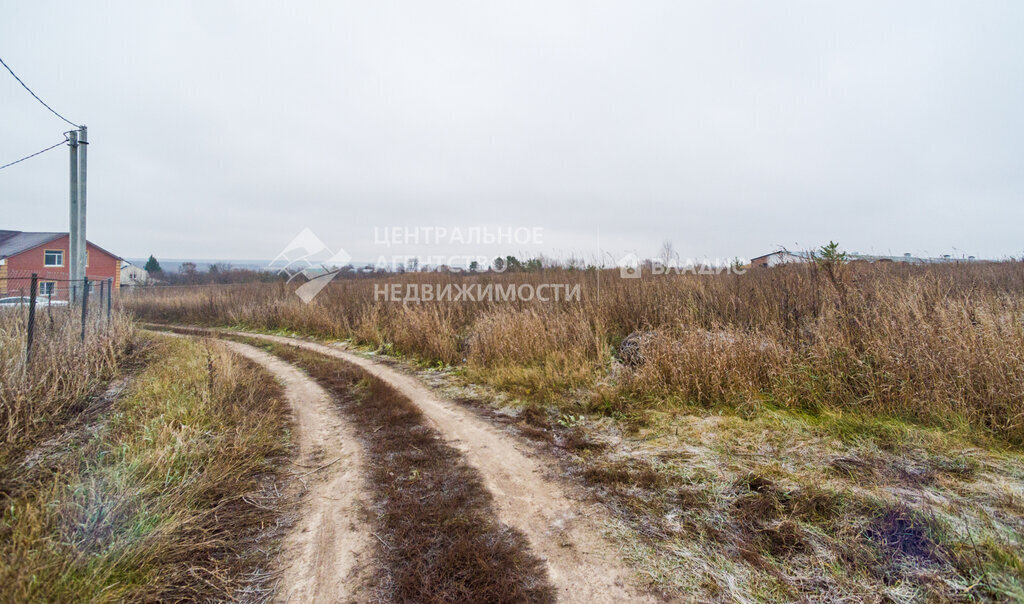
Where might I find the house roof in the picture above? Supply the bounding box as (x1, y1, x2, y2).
(0, 230, 121, 261)
(0, 231, 64, 258)
(750, 250, 810, 262)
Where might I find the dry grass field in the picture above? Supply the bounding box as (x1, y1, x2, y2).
(123, 259, 1024, 601)
(126, 261, 1024, 445)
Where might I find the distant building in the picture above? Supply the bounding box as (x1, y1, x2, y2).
(847, 252, 976, 264)
(749, 250, 810, 268)
(120, 261, 150, 287)
(0, 230, 121, 300)
(750, 248, 977, 269)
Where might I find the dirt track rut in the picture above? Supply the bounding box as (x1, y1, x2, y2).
(209, 329, 653, 603)
(219, 340, 372, 603)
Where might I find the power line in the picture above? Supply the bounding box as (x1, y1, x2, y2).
(0, 138, 68, 171)
(0, 56, 81, 128)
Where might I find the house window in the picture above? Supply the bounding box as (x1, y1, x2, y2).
(44, 250, 64, 267)
(39, 282, 56, 296)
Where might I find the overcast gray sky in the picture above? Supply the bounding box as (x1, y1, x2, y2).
(2, 0, 1022, 264)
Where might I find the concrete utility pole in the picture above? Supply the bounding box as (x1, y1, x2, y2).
(68, 130, 80, 301)
(68, 126, 87, 301)
(77, 126, 87, 293)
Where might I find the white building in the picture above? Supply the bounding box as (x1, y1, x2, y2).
(750, 249, 977, 268)
(120, 261, 150, 287)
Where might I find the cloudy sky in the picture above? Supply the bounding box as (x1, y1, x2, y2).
(2, 1, 1022, 265)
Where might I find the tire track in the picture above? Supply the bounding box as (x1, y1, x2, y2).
(162, 326, 654, 603)
(162, 334, 373, 603)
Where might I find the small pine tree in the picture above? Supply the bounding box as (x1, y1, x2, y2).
(816, 241, 848, 265)
(814, 241, 848, 287)
(144, 255, 162, 273)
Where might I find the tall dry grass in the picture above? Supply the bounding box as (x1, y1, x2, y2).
(123, 260, 1024, 445)
(0, 307, 135, 475)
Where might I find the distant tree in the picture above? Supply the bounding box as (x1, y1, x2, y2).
(659, 240, 677, 267)
(177, 262, 198, 284)
(814, 241, 848, 267)
(493, 257, 506, 272)
(505, 255, 523, 272)
(144, 255, 162, 273)
(469, 260, 480, 272)
(813, 241, 848, 287)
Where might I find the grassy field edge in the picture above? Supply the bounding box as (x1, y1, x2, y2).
(0, 334, 293, 602)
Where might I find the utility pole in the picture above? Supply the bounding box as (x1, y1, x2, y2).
(68, 130, 80, 301)
(68, 126, 87, 301)
(77, 126, 87, 296)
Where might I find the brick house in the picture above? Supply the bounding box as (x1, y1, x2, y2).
(749, 250, 811, 268)
(0, 230, 121, 300)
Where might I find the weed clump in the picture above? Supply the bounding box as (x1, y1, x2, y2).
(863, 504, 948, 583)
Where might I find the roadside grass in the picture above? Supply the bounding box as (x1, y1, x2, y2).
(612, 409, 1024, 601)
(0, 335, 292, 602)
(0, 308, 135, 489)
(319, 342, 1024, 601)
(475, 389, 1024, 601)
(237, 337, 556, 603)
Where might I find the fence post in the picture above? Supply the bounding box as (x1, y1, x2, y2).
(81, 276, 89, 343)
(107, 277, 113, 320)
(98, 279, 104, 316)
(26, 273, 38, 364)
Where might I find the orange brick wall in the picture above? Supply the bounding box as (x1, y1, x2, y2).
(3, 235, 119, 300)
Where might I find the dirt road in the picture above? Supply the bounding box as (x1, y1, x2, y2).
(219, 340, 372, 603)
(207, 329, 652, 603)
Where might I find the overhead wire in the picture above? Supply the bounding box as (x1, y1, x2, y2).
(0, 55, 81, 172)
(0, 137, 68, 171)
(0, 56, 81, 128)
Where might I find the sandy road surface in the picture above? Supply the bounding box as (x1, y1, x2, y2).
(193, 328, 654, 604)
(155, 332, 373, 603)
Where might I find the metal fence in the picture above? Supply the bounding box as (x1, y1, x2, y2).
(1, 273, 115, 364)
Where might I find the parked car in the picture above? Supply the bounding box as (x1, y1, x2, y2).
(0, 296, 68, 308)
